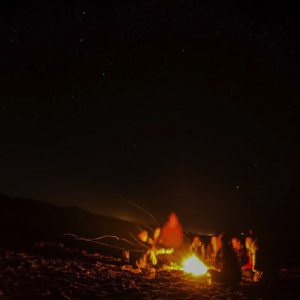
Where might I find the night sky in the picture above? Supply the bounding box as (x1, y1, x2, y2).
(1, 0, 300, 235)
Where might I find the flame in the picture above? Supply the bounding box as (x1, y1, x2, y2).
(180, 255, 208, 276)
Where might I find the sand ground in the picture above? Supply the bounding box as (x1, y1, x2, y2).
(0, 246, 299, 300)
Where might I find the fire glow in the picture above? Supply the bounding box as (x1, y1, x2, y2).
(181, 255, 208, 276)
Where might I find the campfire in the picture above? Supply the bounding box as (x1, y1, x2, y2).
(164, 255, 208, 276)
(181, 255, 208, 276)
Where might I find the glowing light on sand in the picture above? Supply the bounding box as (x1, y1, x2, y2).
(181, 255, 208, 276)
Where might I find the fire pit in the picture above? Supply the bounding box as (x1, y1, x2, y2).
(181, 255, 208, 276)
(164, 254, 209, 282)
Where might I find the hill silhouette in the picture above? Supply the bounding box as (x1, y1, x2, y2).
(0, 193, 157, 258)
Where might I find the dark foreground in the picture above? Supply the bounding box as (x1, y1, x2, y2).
(0, 245, 299, 300)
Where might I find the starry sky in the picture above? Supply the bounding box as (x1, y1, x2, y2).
(1, 0, 300, 235)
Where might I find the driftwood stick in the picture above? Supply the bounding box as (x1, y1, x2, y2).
(119, 195, 158, 226)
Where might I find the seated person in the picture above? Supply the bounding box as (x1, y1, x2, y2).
(214, 233, 227, 271)
(251, 239, 264, 282)
(207, 236, 241, 283)
(147, 227, 161, 249)
(232, 237, 248, 268)
(190, 235, 205, 261)
(217, 233, 226, 251)
(241, 236, 254, 279)
(136, 228, 173, 268)
(160, 212, 183, 249)
(205, 235, 218, 267)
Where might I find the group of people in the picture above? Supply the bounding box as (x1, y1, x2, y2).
(190, 234, 264, 283)
(135, 212, 264, 283)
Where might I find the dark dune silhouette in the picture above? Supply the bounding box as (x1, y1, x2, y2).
(0, 193, 153, 257)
